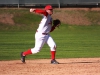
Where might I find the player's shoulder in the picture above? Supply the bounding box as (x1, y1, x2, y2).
(44, 11, 49, 17)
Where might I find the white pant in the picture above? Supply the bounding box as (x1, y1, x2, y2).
(31, 32, 56, 54)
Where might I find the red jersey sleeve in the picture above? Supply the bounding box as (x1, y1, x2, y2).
(34, 9, 48, 16)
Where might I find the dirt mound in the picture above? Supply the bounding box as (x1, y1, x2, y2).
(0, 58, 100, 75)
(52, 8, 100, 25)
(0, 14, 14, 25)
(52, 10, 91, 25)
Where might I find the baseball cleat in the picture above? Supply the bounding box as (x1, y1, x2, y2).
(20, 52, 25, 63)
(51, 59, 59, 64)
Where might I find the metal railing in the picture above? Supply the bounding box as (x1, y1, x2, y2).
(0, 0, 100, 8)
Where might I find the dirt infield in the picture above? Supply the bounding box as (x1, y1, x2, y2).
(0, 58, 100, 75)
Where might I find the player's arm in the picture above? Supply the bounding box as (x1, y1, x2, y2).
(30, 8, 48, 16)
(50, 26, 56, 32)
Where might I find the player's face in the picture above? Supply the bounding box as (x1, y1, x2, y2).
(47, 9, 53, 15)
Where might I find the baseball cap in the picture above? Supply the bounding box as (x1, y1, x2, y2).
(45, 5, 53, 10)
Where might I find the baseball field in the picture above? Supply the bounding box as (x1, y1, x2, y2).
(0, 8, 100, 75)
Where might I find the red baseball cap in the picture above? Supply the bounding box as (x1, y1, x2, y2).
(45, 5, 53, 10)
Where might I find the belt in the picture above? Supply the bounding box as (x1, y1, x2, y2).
(42, 33, 48, 35)
(36, 30, 48, 35)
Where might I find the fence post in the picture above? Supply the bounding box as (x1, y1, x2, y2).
(18, 0, 19, 8)
(58, 0, 60, 8)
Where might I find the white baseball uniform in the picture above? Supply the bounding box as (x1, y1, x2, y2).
(31, 9, 56, 54)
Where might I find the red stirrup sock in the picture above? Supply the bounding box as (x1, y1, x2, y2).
(23, 49, 32, 56)
(51, 51, 56, 60)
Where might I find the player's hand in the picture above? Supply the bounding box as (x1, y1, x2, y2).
(30, 8, 35, 12)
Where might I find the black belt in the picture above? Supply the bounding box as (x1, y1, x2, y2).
(36, 30, 48, 35)
(42, 33, 48, 35)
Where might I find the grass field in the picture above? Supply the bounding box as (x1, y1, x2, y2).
(0, 25, 100, 60)
(0, 8, 100, 61)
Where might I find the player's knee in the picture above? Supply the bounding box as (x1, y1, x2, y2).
(50, 45, 56, 51)
(31, 47, 41, 54)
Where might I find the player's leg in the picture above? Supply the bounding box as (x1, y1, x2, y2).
(21, 37, 45, 57)
(46, 35, 59, 64)
(31, 35, 47, 54)
(21, 33, 47, 63)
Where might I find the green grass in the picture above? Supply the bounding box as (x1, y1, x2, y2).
(0, 25, 100, 60)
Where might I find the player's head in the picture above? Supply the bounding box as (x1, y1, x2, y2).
(45, 5, 53, 15)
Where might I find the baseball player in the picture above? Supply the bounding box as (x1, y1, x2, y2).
(21, 5, 60, 64)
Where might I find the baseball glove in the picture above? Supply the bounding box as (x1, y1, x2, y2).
(53, 19, 61, 27)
